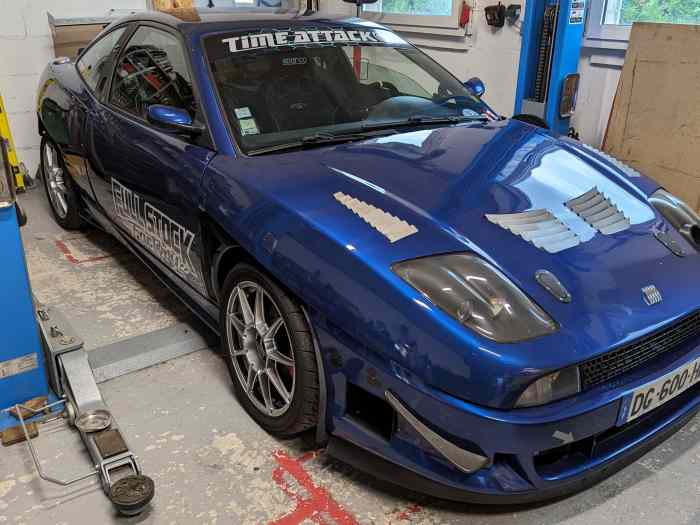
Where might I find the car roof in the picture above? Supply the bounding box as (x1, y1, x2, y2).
(114, 8, 388, 37)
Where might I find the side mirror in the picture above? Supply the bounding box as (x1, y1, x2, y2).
(464, 77, 486, 98)
(147, 105, 204, 136)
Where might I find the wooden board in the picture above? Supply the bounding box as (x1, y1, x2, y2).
(603, 23, 700, 210)
(152, 0, 194, 9)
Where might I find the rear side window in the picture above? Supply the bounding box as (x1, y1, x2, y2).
(77, 27, 127, 96)
(109, 26, 196, 120)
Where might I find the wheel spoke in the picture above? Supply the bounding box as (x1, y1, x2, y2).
(259, 373, 274, 414)
(263, 317, 284, 344)
(55, 190, 68, 215)
(237, 287, 255, 326)
(267, 367, 291, 405)
(254, 286, 267, 335)
(229, 348, 247, 358)
(267, 350, 294, 368)
(45, 147, 54, 170)
(245, 365, 257, 393)
(227, 312, 246, 338)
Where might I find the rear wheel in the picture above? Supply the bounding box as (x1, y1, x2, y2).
(220, 264, 319, 437)
(40, 136, 82, 229)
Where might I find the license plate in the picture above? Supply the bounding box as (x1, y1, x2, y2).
(625, 356, 700, 423)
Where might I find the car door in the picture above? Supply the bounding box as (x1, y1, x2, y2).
(86, 24, 215, 297)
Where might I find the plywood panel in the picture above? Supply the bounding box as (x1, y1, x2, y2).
(153, 0, 194, 9)
(604, 23, 700, 209)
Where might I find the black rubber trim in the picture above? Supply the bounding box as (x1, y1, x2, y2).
(327, 406, 698, 505)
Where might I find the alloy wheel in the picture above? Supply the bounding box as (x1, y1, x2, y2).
(225, 281, 296, 417)
(43, 141, 68, 219)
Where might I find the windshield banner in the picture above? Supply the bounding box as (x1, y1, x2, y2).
(222, 29, 385, 53)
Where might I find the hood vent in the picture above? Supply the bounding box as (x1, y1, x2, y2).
(334, 192, 418, 243)
(485, 210, 581, 254)
(565, 187, 630, 235)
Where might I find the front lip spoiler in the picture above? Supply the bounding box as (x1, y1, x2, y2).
(327, 404, 699, 504)
(384, 390, 489, 474)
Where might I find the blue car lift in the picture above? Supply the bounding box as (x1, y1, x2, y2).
(0, 142, 154, 516)
(514, 0, 586, 135)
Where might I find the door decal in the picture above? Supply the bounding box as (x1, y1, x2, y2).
(112, 178, 204, 286)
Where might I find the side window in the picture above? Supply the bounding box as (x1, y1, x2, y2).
(77, 27, 127, 96)
(109, 26, 196, 120)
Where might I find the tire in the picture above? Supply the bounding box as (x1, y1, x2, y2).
(40, 135, 82, 230)
(220, 263, 319, 437)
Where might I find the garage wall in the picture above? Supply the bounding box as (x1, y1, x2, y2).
(0, 0, 147, 176)
(570, 49, 625, 146)
(318, 1, 526, 117)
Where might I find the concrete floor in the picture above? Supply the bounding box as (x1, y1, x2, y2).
(3, 185, 700, 524)
(19, 185, 196, 350)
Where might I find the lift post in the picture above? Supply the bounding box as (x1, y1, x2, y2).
(514, 0, 586, 135)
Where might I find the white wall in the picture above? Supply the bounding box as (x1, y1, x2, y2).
(319, 0, 525, 116)
(0, 0, 147, 176)
(570, 48, 624, 147)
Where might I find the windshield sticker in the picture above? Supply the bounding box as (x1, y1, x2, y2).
(239, 118, 260, 136)
(235, 107, 252, 119)
(222, 30, 381, 54)
(112, 179, 204, 286)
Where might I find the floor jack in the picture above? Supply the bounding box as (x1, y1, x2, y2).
(0, 141, 154, 516)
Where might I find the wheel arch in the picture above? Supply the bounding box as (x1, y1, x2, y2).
(198, 212, 329, 444)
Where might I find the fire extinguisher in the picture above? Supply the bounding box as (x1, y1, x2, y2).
(460, 1, 471, 27)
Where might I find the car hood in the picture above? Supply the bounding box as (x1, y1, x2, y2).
(212, 119, 700, 404)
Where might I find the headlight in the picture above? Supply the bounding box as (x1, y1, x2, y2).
(515, 366, 580, 408)
(649, 189, 700, 249)
(392, 254, 557, 343)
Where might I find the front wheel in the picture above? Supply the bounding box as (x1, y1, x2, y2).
(220, 264, 319, 437)
(40, 136, 82, 229)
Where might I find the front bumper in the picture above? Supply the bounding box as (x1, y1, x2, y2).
(324, 331, 700, 503)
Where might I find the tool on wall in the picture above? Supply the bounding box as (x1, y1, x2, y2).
(485, 3, 506, 27)
(0, 92, 28, 193)
(513, 0, 586, 135)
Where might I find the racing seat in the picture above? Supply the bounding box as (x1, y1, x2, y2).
(262, 70, 338, 132)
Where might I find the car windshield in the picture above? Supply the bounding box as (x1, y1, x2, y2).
(204, 26, 494, 154)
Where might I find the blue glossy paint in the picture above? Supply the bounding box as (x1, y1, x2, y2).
(0, 205, 49, 429)
(36, 10, 700, 501)
(147, 104, 194, 127)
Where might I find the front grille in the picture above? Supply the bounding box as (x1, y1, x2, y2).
(580, 310, 700, 389)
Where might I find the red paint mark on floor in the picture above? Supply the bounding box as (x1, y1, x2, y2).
(388, 503, 423, 523)
(270, 450, 358, 525)
(55, 238, 115, 265)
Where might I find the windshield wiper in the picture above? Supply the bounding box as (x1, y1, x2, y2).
(247, 115, 489, 155)
(248, 129, 398, 156)
(360, 114, 488, 133)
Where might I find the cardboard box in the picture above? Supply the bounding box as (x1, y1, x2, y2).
(604, 23, 700, 211)
(48, 14, 111, 60)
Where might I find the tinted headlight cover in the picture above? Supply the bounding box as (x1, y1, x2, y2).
(393, 254, 557, 343)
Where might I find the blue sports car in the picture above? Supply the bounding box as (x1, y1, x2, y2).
(37, 8, 700, 503)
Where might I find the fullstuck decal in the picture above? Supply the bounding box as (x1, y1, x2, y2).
(222, 29, 381, 53)
(112, 179, 204, 285)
